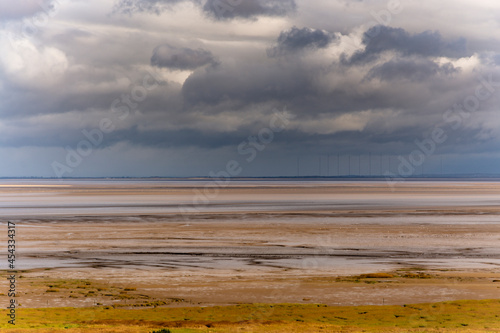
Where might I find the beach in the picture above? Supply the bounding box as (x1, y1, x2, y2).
(1, 180, 500, 309)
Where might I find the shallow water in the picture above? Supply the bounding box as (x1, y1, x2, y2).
(1, 179, 500, 274)
(1, 179, 500, 217)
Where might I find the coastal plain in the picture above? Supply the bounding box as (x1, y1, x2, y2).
(1, 180, 500, 331)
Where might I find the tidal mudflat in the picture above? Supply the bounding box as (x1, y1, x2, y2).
(1, 179, 500, 310)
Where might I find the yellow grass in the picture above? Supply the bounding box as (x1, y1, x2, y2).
(1, 299, 500, 332)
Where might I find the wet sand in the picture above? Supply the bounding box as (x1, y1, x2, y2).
(1, 180, 500, 308)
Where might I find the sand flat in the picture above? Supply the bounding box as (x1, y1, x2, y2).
(1, 180, 500, 308)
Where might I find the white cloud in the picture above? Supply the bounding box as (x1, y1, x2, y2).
(0, 33, 68, 87)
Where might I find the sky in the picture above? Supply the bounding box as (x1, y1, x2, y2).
(1, 0, 500, 177)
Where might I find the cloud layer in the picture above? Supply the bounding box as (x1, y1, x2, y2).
(151, 44, 218, 69)
(267, 26, 337, 57)
(1, 0, 500, 177)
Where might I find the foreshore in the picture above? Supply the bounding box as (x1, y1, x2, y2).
(0, 180, 499, 309)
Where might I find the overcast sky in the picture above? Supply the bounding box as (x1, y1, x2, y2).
(1, 0, 500, 177)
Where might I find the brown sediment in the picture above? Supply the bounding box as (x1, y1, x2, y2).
(1, 181, 500, 308)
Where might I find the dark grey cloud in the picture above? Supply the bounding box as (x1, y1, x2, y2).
(0, 69, 135, 119)
(181, 62, 314, 107)
(113, 0, 296, 19)
(267, 26, 336, 57)
(202, 0, 296, 20)
(121, 127, 244, 148)
(113, 0, 200, 15)
(1, 26, 492, 157)
(367, 58, 458, 82)
(347, 26, 469, 64)
(151, 44, 217, 70)
(179, 56, 453, 118)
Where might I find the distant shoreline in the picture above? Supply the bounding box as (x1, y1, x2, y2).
(2, 176, 500, 181)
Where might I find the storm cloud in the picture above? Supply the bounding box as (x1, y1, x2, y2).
(113, 0, 296, 19)
(203, 0, 296, 20)
(347, 26, 469, 64)
(1, 0, 500, 177)
(113, 0, 202, 15)
(151, 44, 218, 70)
(267, 26, 337, 57)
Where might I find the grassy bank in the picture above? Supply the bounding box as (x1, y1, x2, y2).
(1, 299, 500, 332)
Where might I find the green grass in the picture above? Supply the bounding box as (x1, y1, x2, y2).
(0, 299, 500, 332)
